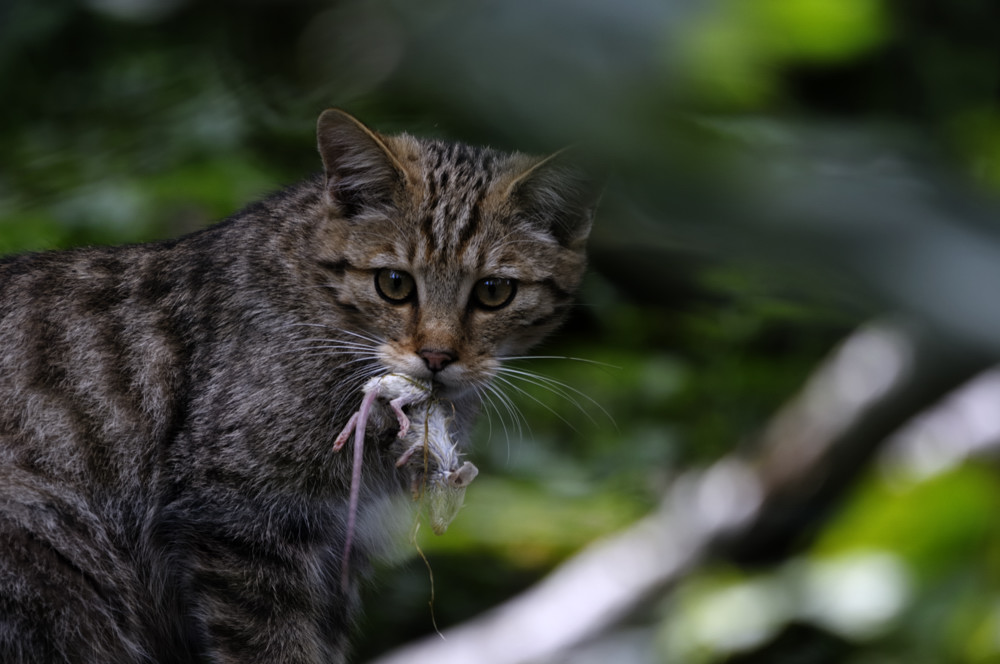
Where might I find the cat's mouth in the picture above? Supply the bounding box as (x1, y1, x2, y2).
(413, 375, 472, 402)
(382, 362, 467, 395)
(377, 346, 491, 403)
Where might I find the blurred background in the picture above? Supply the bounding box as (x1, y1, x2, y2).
(4, 0, 1000, 661)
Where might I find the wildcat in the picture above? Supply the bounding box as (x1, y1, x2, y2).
(0, 109, 598, 663)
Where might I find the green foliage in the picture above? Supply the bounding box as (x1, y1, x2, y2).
(5, 0, 1000, 661)
(678, 0, 888, 107)
(655, 463, 1000, 663)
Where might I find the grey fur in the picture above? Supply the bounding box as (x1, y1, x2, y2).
(0, 110, 598, 663)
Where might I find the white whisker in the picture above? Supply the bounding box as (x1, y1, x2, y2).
(473, 384, 496, 441)
(293, 338, 376, 349)
(330, 364, 388, 416)
(494, 366, 616, 429)
(476, 384, 514, 452)
(338, 331, 386, 347)
(259, 344, 379, 364)
(287, 345, 380, 358)
(492, 373, 574, 430)
(495, 368, 597, 427)
(280, 322, 385, 347)
(477, 380, 529, 464)
(497, 355, 619, 370)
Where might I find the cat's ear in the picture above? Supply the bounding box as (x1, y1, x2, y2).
(317, 109, 408, 218)
(509, 148, 604, 251)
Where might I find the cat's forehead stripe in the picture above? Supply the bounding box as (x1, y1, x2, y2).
(418, 140, 506, 261)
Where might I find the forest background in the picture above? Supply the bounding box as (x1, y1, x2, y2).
(4, 0, 1000, 661)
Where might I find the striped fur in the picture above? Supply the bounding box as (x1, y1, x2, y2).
(0, 110, 598, 663)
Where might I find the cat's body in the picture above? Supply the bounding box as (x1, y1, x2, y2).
(0, 111, 597, 663)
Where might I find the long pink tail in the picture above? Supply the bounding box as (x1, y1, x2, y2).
(340, 387, 378, 588)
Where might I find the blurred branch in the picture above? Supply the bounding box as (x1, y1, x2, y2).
(369, 320, 989, 664)
(722, 321, 989, 564)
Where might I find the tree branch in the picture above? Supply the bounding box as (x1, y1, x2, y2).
(368, 320, 990, 664)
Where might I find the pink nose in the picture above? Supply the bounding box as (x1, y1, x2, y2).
(419, 349, 456, 372)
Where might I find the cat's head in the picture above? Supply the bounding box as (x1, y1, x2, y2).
(313, 109, 600, 399)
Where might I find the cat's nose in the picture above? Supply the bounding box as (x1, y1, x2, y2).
(419, 349, 456, 373)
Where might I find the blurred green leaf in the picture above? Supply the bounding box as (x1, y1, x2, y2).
(416, 476, 646, 568)
(676, 0, 888, 107)
(814, 464, 1000, 578)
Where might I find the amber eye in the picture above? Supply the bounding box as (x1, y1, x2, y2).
(472, 277, 517, 310)
(375, 269, 416, 304)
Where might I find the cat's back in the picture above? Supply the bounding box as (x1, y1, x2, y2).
(0, 244, 178, 662)
(0, 201, 319, 661)
(0, 180, 325, 494)
(0, 238, 212, 500)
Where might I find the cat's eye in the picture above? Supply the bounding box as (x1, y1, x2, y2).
(472, 277, 517, 310)
(375, 268, 416, 304)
